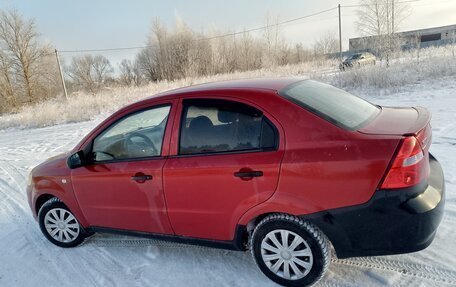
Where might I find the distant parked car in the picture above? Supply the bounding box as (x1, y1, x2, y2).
(340, 52, 376, 70)
(28, 78, 444, 287)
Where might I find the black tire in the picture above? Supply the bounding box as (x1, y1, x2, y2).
(251, 214, 330, 287)
(38, 197, 88, 247)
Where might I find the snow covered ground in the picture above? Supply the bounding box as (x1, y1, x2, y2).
(0, 77, 455, 286)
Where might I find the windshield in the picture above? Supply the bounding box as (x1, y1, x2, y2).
(279, 80, 380, 130)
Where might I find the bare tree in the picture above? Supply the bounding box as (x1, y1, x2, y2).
(356, 0, 411, 61)
(0, 49, 16, 112)
(138, 18, 216, 81)
(356, 0, 410, 36)
(136, 47, 159, 82)
(292, 43, 313, 64)
(413, 33, 421, 63)
(119, 59, 142, 86)
(186, 35, 212, 77)
(452, 30, 456, 58)
(133, 15, 308, 83)
(243, 32, 262, 70)
(208, 32, 236, 74)
(313, 31, 339, 56)
(262, 13, 280, 67)
(0, 10, 50, 103)
(66, 54, 113, 93)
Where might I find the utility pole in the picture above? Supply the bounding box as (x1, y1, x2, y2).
(338, 4, 342, 64)
(386, 0, 390, 67)
(54, 49, 68, 100)
(392, 0, 395, 34)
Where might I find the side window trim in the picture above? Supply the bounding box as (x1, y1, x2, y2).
(89, 103, 172, 164)
(177, 98, 279, 157)
(260, 117, 280, 150)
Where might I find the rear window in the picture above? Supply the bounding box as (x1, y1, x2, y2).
(279, 80, 380, 130)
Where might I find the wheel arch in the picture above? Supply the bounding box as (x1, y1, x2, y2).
(33, 190, 89, 227)
(237, 208, 347, 257)
(35, 193, 57, 215)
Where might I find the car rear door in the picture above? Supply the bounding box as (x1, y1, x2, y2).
(71, 101, 176, 234)
(163, 97, 284, 241)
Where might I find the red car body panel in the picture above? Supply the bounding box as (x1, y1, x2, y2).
(27, 78, 443, 254)
(359, 106, 430, 136)
(30, 84, 401, 239)
(163, 92, 286, 240)
(28, 153, 89, 226)
(69, 99, 178, 233)
(163, 150, 283, 240)
(71, 159, 174, 234)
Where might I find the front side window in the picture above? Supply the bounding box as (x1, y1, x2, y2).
(179, 99, 277, 155)
(92, 105, 170, 162)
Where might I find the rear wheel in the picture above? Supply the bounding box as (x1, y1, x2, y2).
(251, 214, 330, 286)
(38, 198, 88, 247)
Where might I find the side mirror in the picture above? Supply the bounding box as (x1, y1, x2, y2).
(67, 151, 85, 169)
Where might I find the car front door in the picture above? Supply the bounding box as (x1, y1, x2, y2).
(163, 98, 284, 241)
(71, 102, 175, 234)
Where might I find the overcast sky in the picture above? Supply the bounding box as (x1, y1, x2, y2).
(0, 0, 454, 67)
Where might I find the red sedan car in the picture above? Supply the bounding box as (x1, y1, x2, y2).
(27, 78, 444, 286)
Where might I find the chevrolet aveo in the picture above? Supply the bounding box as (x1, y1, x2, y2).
(27, 78, 445, 286)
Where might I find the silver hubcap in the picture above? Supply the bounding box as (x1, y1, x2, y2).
(44, 208, 80, 243)
(260, 229, 313, 280)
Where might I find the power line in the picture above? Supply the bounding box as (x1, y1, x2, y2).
(341, 0, 422, 8)
(54, 0, 451, 55)
(58, 6, 337, 54)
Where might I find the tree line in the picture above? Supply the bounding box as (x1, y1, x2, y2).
(0, 10, 60, 113)
(0, 1, 413, 114)
(68, 17, 338, 93)
(0, 10, 342, 114)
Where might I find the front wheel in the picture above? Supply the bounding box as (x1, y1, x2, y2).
(38, 198, 88, 247)
(251, 214, 330, 286)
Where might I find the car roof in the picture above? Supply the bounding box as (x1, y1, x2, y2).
(148, 77, 304, 100)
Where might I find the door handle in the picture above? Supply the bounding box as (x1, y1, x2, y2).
(131, 173, 153, 182)
(234, 170, 263, 179)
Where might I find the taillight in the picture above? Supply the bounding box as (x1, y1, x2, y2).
(381, 136, 429, 189)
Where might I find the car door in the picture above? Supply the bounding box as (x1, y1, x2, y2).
(163, 98, 284, 241)
(71, 102, 175, 234)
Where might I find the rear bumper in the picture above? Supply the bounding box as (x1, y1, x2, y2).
(307, 154, 445, 259)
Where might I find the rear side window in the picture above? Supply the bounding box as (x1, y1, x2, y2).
(179, 99, 277, 155)
(279, 80, 380, 130)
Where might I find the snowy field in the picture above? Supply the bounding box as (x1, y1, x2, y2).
(0, 76, 456, 286)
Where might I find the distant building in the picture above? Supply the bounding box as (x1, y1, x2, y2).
(349, 24, 456, 53)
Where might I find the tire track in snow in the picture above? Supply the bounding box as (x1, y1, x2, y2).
(0, 178, 24, 215)
(0, 163, 24, 192)
(0, 161, 81, 286)
(331, 257, 456, 285)
(85, 235, 456, 285)
(0, 163, 27, 213)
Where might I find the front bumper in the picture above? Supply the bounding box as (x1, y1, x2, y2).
(26, 184, 38, 219)
(307, 154, 445, 259)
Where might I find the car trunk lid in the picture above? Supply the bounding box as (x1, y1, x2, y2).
(359, 106, 431, 149)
